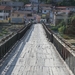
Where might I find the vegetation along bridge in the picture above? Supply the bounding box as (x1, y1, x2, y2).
(0, 23, 74, 75)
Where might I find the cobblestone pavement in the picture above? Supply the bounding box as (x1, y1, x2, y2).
(0, 24, 73, 75)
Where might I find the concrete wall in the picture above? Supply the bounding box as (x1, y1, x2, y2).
(43, 23, 75, 75)
(11, 18, 24, 23)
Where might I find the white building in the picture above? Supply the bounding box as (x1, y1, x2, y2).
(0, 5, 11, 20)
(0, 0, 24, 11)
(66, 6, 75, 12)
(25, 4, 32, 11)
(42, 7, 51, 14)
(55, 6, 75, 12)
(39, 4, 52, 13)
(25, 4, 38, 13)
(53, 10, 70, 26)
(32, 4, 38, 13)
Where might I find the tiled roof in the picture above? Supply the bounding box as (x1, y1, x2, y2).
(42, 7, 51, 10)
(25, 4, 32, 7)
(0, 5, 12, 10)
(12, 11, 32, 14)
(1, 0, 12, 1)
(39, 4, 52, 7)
(56, 7, 67, 9)
(55, 9, 70, 12)
(56, 6, 75, 9)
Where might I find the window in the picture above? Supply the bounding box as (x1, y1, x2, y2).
(44, 10, 46, 12)
(0, 16, 3, 18)
(27, 14, 32, 16)
(68, 8, 69, 10)
(12, 14, 14, 16)
(17, 14, 20, 17)
(5, 2, 6, 4)
(0, 10, 3, 12)
(2, 2, 3, 4)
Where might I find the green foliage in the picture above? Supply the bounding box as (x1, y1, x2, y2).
(2, 30, 8, 34)
(12, 0, 30, 4)
(61, 34, 71, 39)
(51, 26, 58, 31)
(58, 0, 75, 6)
(39, 0, 52, 4)
(51, 20, 66, 34)
(58, 25, 66, 34)
(58, 20, 66, 34)
(19, 0, 30, 4)
(46, 0, 52, 4)
(0, 33, 3, 36)
(70, 14, 75, 22)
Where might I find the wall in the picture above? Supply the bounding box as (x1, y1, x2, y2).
(42, 10, 50, 14)
(43, 23, 75, 75)
(0, 23, 31, 60)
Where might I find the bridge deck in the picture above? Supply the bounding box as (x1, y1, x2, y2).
(0, 24, 73, 75)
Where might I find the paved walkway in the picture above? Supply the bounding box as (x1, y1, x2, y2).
(0, 24, 73, 75)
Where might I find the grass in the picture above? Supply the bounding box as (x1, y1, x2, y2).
(60, 34, 71, 39)
(2, 30, 8, 34)
(0, 33, 3, 36)
(0, 20, 9, 23)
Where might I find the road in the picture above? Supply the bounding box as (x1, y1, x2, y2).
(0, 23, 73, 75)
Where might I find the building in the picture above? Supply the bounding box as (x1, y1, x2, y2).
(0, 0, 24, 11)
(66, 6, 75, 12)
(24, 4, 38, 13)
(39, 4, 52, 13)
(30, 0, 38, 3)
(53, 10, 70, 26)
(55, 7, 67, 10)
(11, 11, 25, 23)
(11, 11, 35, 23)
(41, 7, 51, 14)
(24, 4, 32, 11)
(55, 6, 75, 12)
(0, 5, 11, 21)
(32, 4, 38, 13)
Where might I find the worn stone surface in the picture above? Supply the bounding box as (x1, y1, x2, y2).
(0, 24, 73, 75)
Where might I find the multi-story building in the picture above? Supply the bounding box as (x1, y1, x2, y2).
(53, 10, 70, 26)
(30, 0, 38, 3)
(0, 5, 11, 21)
(0, 0, 24, 11)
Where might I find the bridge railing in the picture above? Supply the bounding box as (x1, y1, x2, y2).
(43, 23, 75, 75)
(0, 23, 32, 61)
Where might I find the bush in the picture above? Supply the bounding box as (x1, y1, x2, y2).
(0, 33, 3, 36)
(51, 26, 58, 31)
(61, 34, 71, 39)
(58, 25, 66, 34)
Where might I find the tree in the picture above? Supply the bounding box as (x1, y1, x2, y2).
(12, 0, 30, 4)
(46, 0, 52, 4)
(19, 0, 30, 4)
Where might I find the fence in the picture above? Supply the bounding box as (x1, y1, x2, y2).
(43, 23, 75, 75)
(0, 23, 31, 60)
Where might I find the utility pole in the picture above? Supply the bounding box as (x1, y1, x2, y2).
(38, 0, 39, 13)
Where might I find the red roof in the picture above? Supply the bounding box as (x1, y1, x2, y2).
(25, 4, 32, 7)
(0, 6, 11, 10)
(56, 7, 67, 9)
(39, 4, 52, 7)
(55, 10, 70, 13)
(1, 0, 12, 1)
(13, 11, 32, 14)
(42, 7, 51, 10)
